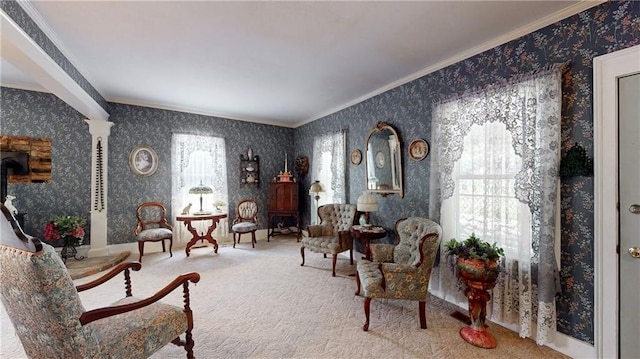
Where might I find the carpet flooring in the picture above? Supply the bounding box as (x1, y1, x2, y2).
(1, 237, 570, 359)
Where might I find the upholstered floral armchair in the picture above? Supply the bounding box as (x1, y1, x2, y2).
(300, 203, 357, 277)
(355, 217, 442, 331)
(0, 204, 200, 358)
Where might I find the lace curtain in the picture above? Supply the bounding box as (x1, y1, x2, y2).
(171, 134, 228, 240)
(428, 64, 563, 345)
(311, 130, 346, 208)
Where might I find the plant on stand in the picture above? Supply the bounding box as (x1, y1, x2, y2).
(44, 215, 86, 262)
(444, 233, 505, 349)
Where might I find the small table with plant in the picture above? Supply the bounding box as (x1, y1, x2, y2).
(44, 215, 87, 263)
(444, 233, 505, 349)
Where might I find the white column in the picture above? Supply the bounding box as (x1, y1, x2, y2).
(85, 118, 114, 257)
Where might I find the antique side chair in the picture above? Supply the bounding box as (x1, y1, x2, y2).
(231, 199, 259, 248)
(135, 201, 173, 262)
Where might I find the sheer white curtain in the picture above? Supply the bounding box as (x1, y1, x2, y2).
(171, 134, 228, 241)
(310, 130, 346, 214)
(429, 64, 564, 345)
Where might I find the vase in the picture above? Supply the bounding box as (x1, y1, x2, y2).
(456, 257, 499, 349)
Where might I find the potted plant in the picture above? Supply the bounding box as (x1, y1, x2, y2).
(444, 233, 505, 349)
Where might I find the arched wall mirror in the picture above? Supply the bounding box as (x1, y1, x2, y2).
(365, 122, 403, 197)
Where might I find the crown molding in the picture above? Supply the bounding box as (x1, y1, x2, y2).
(301, 1, 606, 127)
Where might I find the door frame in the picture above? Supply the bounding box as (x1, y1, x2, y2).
(593, 44, 640, 359)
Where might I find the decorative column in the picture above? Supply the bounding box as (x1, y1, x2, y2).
(85, 118, 114, 257)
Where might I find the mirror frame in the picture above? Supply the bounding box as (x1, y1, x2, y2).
(364, 121, 403, 197)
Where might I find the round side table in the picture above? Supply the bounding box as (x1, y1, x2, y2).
(350, 225, 386, 261)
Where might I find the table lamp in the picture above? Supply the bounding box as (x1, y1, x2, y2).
(357, 190, 378, 226)
(189, 181, 214, 215)
(309, 180, 324, 224)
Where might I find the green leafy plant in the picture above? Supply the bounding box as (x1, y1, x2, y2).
(44, 215, 86, 242)
(444, 232, 504, 262)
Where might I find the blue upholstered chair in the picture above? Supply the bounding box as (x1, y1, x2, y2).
(135, 201, 173, 262)
(300, 203, 357, 276)
(0, 204, 200, 358)
(231, 199, 259, 248)
(355, 217, 442, 331)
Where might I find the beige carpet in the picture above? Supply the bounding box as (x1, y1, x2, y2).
(1, 237, 569, 359)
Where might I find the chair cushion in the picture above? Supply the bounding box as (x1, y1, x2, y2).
(137, 228, 173, 242)
(87, 296, 187, 358)
(301, 236, 342, 254)
(232, 221, 257, 233)
(356, 260, 385, 297)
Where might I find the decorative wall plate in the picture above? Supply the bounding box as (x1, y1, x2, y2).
(350, 149, 362, 165)
(408, 139, 429, 161)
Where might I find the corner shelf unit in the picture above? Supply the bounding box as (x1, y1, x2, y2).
(240, 154, 260, 185)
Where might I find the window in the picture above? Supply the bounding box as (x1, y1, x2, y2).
(442, 122, 531, 258)
(429, 65, 564, 344)
(310, 131, 345, 220)
(171, 134, 228, 238)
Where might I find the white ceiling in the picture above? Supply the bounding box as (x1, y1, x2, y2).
(1, 1, 598, 128)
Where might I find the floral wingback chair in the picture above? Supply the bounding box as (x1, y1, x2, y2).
(300, 203, 357, 277)
(355, 217, 442, 331)
(0, 204, 200, 359)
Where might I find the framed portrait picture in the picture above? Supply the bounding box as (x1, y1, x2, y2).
(129, 145, 158, 176)
(350, 149, 362, 165)
(409, 139, 429, 161)
(375, 151, 385, 168)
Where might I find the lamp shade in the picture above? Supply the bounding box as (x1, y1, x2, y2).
(357, 191, 378, 212)
(189, 182, 213, 195)
(309, 181, 324, 195)
(189, 181, 214, 214)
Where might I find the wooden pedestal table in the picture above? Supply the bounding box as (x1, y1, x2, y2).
(350, 225, 386, 261)
(176, 213, 227, 257)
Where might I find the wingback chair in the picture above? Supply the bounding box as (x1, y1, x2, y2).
(300, 203, 357, 276)
(0, 204, 201, 358)
(355, 217, 442, 331)
(135, 201, 173, 262)
(231, 199, 259, 248)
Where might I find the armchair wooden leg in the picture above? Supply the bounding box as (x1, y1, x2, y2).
(355, 269, 361, 295)
(419, 301, 427, 329)
(332, 254, 337, 277)
(138, 241, 144, 262)
(168, 239, 173, 257)
(349, 247, 353, 265)
(233, 233, 237, 248)
(251, 231, 256, 248)
(161, 240, 166, 253)
(300, 246, 305, 266)
(363, 297, 371, 331)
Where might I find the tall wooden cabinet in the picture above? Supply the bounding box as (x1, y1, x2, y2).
(267, 181, 301, 240)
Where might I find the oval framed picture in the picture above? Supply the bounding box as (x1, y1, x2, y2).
(409, 139, 429, 161)
(350, 149, 362, 165)
(129, 145, 158, 176)
(375, 151, 385, 168)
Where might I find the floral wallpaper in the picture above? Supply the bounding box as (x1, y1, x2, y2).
(296, 0, 639, 344)
(1, 87, 92, 247)
(1, 0, 638, 345)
